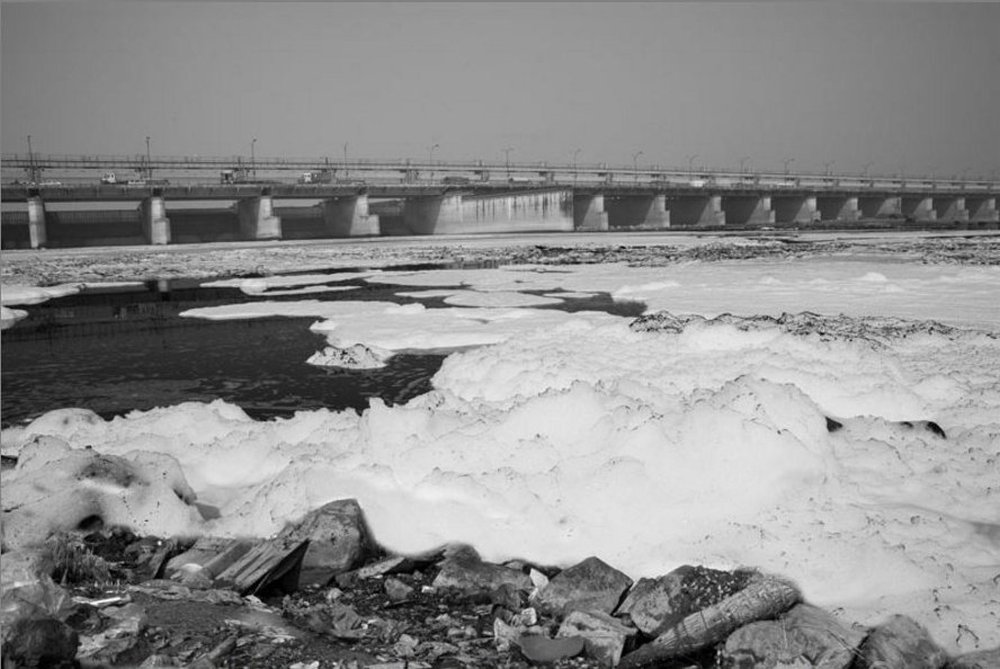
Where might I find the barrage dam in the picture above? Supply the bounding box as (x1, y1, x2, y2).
(2, 154, 997, 249)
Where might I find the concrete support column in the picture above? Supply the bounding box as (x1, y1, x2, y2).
(859, 195, 902, 219)
(669, 195, 725, 227)
(721, 195, 775, 227)
(772, 195, 820, 225)
(573, 194, 608, 231)
(816, 196, 860, 222)
(901, 196, 936, 223)
(605, 195, 670, 229)
(321, 195, 380, 237)
(403, 194, 464, 234)
(141, 196, 171, 244)
(236, 196, 282, 240)
(932, 197, 969, 223)
(966, 197, 999, 223)
(27, 196, 47, 249)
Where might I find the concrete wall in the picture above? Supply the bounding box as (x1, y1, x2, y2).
(859, 195, 902, 219)
(669, 195, 725, 227)
(605, 195, 669, 229)
(816, 196, 860, 222)
(465, 190, 573, 233)
(573, 194, 609, 231)
(721, 195, 774, 227)
(933, 197, 969, 223)
(236, 196, 282, 240)
(966, 197, 999, 223)
(901, 196, 936, 222)
(772, 195, 819, 225)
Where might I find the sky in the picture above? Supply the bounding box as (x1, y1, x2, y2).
(1, 1, 998, 178)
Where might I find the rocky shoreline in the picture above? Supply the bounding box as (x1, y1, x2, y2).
(4, 494, 998, 669)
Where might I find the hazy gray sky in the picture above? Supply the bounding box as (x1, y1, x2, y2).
(2, 2, 998, 177)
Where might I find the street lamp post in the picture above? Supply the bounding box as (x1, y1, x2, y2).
(823, 160, 835, 176)
(632, 150, 644, 182)
(686, 154, 698, 176)
(783, 157, 795, 175)
(146, 136, 152, 181)
(251, 137, 257, 179)
(739, 156, 751, 173)
(428, 143, 439, 181)
(503, 147, 514, 179)
(573, 148, 581, 185)
(26, 135, 37, 184)
(863, 161, 874, 179)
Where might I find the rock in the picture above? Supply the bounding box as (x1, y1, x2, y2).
(395, 633, 421, 657)
(493, 618, 522, 652)
(385, 576, 414, 602)
(339, 555, 417, 586)
(277, 498, 375, 587)
(0, 614, 80, 667)
(557, 609, 638, 667)
(619, 573, 801, 669)
(535, 556, 633, 617)
(616, 564, 753, 636)
(517, 634, 586, 663)
(77, 601, 148, 664)
(719, 603, 866, 669)
(857, 615, 948, 669)
(431, 546, 531, 597)
(948, 647, 1000, 669)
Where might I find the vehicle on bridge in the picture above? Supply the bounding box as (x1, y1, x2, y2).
(298, 169, 334, 185)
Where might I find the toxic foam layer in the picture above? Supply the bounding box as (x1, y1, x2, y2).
(4, 313, 998, 654)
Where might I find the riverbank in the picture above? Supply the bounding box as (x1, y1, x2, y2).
(2, 231, 998, 288)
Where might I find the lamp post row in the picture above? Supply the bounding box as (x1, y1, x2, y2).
(16, 136, 995, 182)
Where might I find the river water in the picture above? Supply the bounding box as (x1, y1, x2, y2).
(1, 265, 642, 427)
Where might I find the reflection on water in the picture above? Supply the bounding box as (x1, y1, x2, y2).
(2, 266, 642, 427)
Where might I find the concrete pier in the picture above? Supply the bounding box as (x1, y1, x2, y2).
(966, 196, 999, 223)
(403, 195, 464, 234)
(932, 196, 969, 223)
(859, 195, 902, 219)
(772, 195, 820, 225)
(816, 196, 861, 222)
(722, 195, 774, 227)
(573, 194, 608, 231)
(604, 195, 669, 229)
(27, 196, 47, 249)
(236, 196, 282, 240)
(901, 196, 936, 223)
(321, 195, 380, 236)
(141, 196, 171, 244)
(669, 195, 725, 227)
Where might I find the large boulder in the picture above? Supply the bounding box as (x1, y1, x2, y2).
(535, 556, 633, 618)
(857, 615, 948, 669)
(720, 603, 866, 669)
(1, 555, 80, 667)
(616, 565, 753, 637)
(277, 499, 376, 587)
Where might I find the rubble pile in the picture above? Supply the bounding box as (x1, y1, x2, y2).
(2, 496, 996, 669)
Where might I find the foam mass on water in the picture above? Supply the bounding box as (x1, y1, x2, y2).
(2, 255, 999, 655)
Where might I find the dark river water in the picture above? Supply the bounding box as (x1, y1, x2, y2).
(1, 266, 643, 428)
